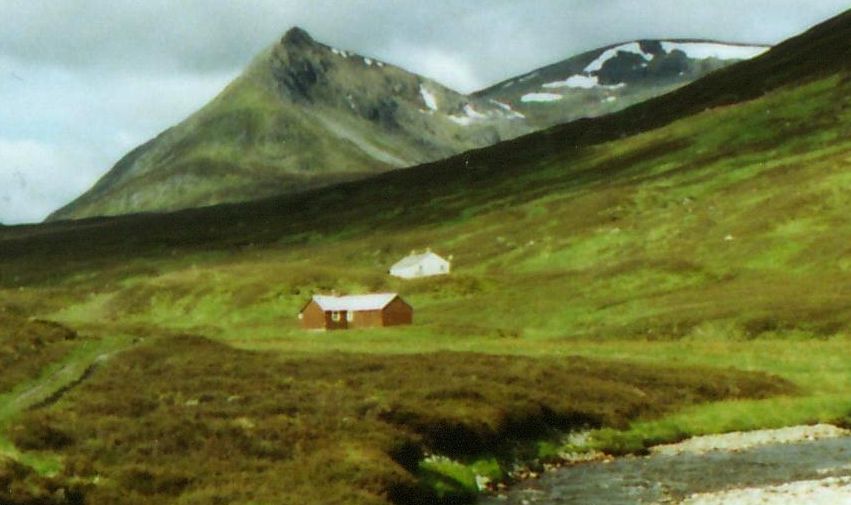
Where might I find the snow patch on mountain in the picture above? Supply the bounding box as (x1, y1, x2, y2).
(543, 75, 600, 89)
(542, 75, 627, 91)
(489, 100, 526, 119)
(447, 101, 525, 125)
(490, 100, 512, 111)
(448, 104, 490, 126)
(420, 85, 439, 111)
(661, 42, 769, 60)
(463, 104, 487, 120)
(521, 93, 563, 103)
(448, 115, 472, 126)
(585, 42, 653, 73)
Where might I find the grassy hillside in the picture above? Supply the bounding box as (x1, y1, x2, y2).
(19, 68, 845, 341)
(0, 8, 849, 505)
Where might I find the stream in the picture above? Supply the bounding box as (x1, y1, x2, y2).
(480, 425, 851, 504)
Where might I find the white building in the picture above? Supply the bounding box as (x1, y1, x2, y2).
(389, 250, 451, 279)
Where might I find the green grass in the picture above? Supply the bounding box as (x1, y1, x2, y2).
(561, 338, 851, 454)
(417, 456, 479, 501)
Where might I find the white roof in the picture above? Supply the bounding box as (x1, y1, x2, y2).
(391, 251, 448, 270)
(312, 293, 398, 312)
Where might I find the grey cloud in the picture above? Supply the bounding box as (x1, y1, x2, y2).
(5, 1, 848, 88)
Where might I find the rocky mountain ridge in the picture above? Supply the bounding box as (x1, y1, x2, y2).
(48, 27, 531, 221)
(476, 39, 769, 127)
(49, 29, 767, 221)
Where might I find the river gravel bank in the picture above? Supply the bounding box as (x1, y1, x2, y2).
(682, 476, 851, 504)
(652, 423, 849, 456)
(481, 424, 851, 505)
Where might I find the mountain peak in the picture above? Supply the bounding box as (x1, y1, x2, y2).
(281, 26, 315, 47)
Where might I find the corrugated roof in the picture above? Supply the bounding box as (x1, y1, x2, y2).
(390, 252, 448, 270)
(312, 293, 398, 312)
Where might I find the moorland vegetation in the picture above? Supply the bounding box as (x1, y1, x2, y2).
(0, 8, 849, 505)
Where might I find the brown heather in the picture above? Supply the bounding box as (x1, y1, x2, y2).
(0, 311, 77, 394)
(7, 335, 790, 505)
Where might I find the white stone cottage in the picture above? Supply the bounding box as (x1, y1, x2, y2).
(389, 250, 451, 279)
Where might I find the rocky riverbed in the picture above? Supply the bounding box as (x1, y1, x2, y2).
(481, 425, 851, 505)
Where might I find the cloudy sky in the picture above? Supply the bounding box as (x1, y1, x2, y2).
(1, 1, 848, 224)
